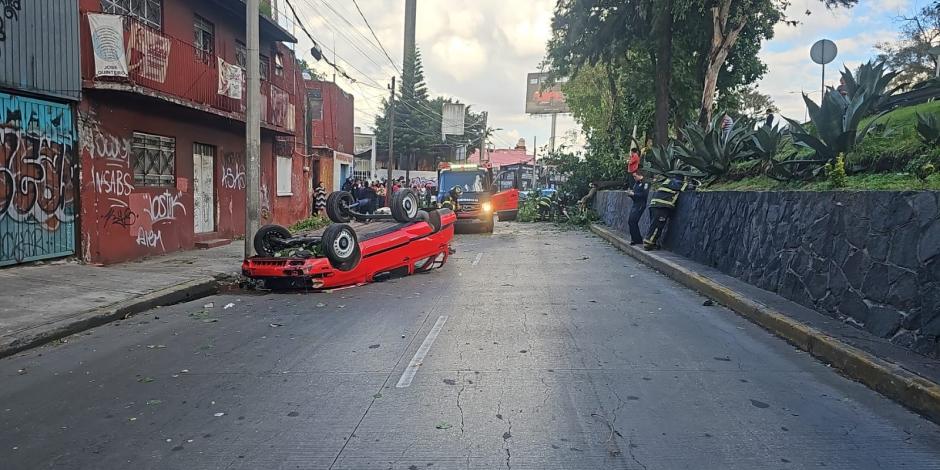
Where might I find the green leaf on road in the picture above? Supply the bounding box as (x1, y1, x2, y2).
(435, 421, 452, 429)
(146, 399, 162, 406)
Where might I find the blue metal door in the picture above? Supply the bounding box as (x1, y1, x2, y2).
(0, 93, 77, 266)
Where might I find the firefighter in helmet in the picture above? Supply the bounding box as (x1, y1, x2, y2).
(643, 174, 695, 251)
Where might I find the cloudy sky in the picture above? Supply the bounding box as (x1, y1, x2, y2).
(284, 0, 926, 154)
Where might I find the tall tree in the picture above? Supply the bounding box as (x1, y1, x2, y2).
(876, 2, 940, 85)
(374, 48, 437, 166)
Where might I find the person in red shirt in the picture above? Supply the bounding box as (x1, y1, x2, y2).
(628, 148, 641, 175)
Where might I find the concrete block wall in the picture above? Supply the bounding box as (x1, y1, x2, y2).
(596, 190, 940, 358)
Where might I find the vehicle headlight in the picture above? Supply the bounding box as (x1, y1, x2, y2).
(481, 202, 493, 213)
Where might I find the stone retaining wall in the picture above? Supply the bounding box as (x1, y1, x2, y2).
(595, 190, 940, 358)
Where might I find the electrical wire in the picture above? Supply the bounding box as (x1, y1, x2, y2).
(285, 0, 514, 151)
(350, 0, 401, 74)
(294, 0, 391, 77)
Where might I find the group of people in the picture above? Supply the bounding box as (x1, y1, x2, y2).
(313, 177, 438, 216)
(622, 147, 696, 251)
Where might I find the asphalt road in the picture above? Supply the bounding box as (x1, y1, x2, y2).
(3, 223, 940, 470)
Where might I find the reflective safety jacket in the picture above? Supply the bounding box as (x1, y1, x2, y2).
(648, 177, 689, 209)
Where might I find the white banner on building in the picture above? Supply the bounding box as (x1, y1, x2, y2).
(128, 23, 171, 83)
(217, 58, 243, 99)
(441, 103, 466, 140)
(88, 14, 129, 78)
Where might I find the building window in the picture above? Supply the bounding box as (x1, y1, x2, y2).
(235, 40, 247, 69)
(274, 53, 284, 76)
(132, 132, 176, 187)
(276, 156, 292, 196)
(239, 42, 269, 80)
(260, 54, 270, 81)
(102, 0, 162, 29)
(193, 15, 215, 63)
(309, 89, 322, 120)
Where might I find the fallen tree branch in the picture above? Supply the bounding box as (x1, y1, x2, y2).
(578, 180, 629, 207)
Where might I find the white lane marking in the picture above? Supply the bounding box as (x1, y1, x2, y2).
(471, 253, 483, 266)
(396, 316, 448, 388)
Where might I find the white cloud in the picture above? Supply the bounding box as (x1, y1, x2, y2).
(430, 37, 487, 82)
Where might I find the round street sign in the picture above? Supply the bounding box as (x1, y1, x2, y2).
(810, 39, 838, 65)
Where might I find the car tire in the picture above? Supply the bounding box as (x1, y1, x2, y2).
(254, 224, 291, 257)
(322, 223, 361, 271)
(326, 191, 355, 223)
(483, 216, 495, 233)
(391, 189, 419, 223)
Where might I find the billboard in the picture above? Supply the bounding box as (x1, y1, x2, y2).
(441, 102, 466, 139)
(525, 73, 570, 114)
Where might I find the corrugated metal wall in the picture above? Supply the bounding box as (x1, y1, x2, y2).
(0, 0, 81, 102)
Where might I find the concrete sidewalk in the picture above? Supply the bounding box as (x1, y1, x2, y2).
(0, 243, 244, 358)
(591, 223, 940, 425)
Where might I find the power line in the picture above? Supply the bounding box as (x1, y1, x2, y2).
(294, 0, 391, 77)
(286, 0, 507, 150)
(350, 0, 401, 74)
(285, 0, 387, 90)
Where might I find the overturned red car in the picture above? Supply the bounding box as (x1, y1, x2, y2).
(242, 189, 455, 290)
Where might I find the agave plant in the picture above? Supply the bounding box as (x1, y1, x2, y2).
(840, 61, 905, 111)
(766, 152, 829, 182)
(786, 60, 901, 164)
(749, 123, 788, 173)
(673, 116, 756, 179)
(916, 112, 940, 146)
(643, 143, 705, 178)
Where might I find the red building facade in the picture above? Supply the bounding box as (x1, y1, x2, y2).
(305, 80, 354, 193)
(77, 0, 309, 264)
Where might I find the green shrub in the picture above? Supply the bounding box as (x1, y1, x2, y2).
(916, 112, 940, 146)
(824, 154, 848, 189)
(289, 215, 330, 233)
(916, 162, 937, 184)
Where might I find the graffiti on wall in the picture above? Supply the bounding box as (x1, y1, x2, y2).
(260, 182, 271, 220)
(80, 109, 185, 256)
(0, 93, 77, 265)
(143, 190, 185, 224)
(80, 109, 136, 211)
(0, 0, 24, 45)
(221, 152, 245, 190)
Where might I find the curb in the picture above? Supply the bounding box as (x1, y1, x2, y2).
(0, 276, 225, 360)
(590, 223, 940, 425)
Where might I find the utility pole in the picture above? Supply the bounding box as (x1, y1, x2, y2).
(245, 0, 261, 257)
(531, 135, 538, 190)
(386, 76, 396, 195)
(479, 111, 488, 164)
(404, 0, 417, 65)
(549, 112, 558, 153)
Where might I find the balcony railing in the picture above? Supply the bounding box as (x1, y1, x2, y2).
(80, 12, 297, 132)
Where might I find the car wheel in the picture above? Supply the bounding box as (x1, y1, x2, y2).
(254, 224, 291, 257)
(326, 191, 355, 223)
(391, 189, 419, 223)
(322, 223, 361, 271)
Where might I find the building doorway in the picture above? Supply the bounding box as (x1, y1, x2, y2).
(193, 143, 216, 233)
